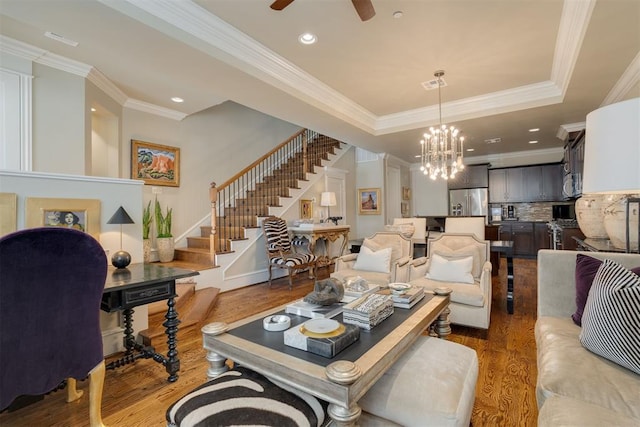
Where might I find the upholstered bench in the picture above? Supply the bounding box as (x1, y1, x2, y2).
(359, 336, 478, 427)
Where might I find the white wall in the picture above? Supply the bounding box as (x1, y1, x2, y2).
(410, 165, 449, 216)
(356, 149, 385, 238)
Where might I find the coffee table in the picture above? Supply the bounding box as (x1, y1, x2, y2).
(202, 293, 450, 426)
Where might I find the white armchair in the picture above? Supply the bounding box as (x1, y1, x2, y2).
(408, 233, 492, 329)
(331, 231, 412, 285)
(444, 216, 485, 239)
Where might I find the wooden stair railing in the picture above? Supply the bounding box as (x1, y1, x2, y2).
(208, 129, 341, 261)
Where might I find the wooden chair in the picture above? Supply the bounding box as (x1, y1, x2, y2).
(261, 216, 317, 290)
(0, 227, 108, 426)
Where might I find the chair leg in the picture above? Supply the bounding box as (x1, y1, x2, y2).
(268, 264, 273, 287)
(288, 269, 294, 290)
(89, 360, 106, 427)
(66, 377, 83, 402)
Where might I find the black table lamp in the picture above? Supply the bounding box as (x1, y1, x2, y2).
(107, 206, 135, 268)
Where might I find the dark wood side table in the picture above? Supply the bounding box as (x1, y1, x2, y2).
(490, 240, 515, 314)
(102, 263, 199, 382)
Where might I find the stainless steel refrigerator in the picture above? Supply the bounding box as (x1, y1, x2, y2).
(449, 188, 489, 222)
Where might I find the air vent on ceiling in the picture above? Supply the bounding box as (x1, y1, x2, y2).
(421, 77, 448, 91)
(485, 138, 501, 144)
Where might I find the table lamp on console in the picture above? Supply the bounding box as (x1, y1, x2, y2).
(321, 191, 339, 225)
(582, 97, 640, 253)
(107, 206, 135, 268)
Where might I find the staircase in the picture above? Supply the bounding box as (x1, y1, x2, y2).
(139, 131, 345, 342)
(172, 130, 343, 268)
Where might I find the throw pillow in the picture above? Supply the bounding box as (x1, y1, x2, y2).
(579, 259, 640, 375)
(572, 254, 640, 326)
(353, 245, 392, 273)
(425, 253, 474, 284)
(433, 246, 482, 279)
(363, 237, 402, 262)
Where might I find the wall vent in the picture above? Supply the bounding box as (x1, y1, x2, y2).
(421, 78, 448, 91)
(484, 138, 501, 144)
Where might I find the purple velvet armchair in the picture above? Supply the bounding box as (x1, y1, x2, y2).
(0, 227, 108, 426)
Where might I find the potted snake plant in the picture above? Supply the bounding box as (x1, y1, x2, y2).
(142, 200, 153, 262)
(154, 197, 174, 262)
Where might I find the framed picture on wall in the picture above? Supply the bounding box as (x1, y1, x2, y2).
(300, 199, 313, 219)
(0, 193, 17, 236)
(358, 188, 381, 215)
(25, 197, 101, 239)
(131, 140, 180, 187)
(402, 187, 411, 200)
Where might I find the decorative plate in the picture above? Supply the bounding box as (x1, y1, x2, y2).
(303, 318, 340, 334)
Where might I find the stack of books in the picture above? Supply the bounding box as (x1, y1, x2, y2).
(390, 286, 427, 309)
(342, 294, 394, 330)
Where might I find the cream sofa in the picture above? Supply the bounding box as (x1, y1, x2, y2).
(536, 250, 640, 426)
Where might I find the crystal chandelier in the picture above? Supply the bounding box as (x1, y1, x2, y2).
(420, 70, 465, 180)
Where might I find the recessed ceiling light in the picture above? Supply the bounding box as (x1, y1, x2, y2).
(91, 107, 96, 112)
(529, 128, 540, 132)
(393, 11, 403, 19)
(298, 32, 317, 45)
(466, 148, 475, 152)
(415, 155, 421, 158)
(171, 97, 184, 103)
(529, 140, 539, 144)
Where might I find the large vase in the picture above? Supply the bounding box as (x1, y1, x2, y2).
(143, 239, 152, 263)
(575, 194, 608, 239)
(602, 195, 639, 251)
(157, 237, 175, 262)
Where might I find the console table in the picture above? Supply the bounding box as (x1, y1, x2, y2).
(289, 224, 350, 266)
(102, 263, 199, 382)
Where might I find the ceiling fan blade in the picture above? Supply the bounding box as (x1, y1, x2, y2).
(270, 0, 295, 11)
(352, 0, 375, 21)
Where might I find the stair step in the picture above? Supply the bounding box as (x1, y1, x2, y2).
(140, 286, 221, 347)
(147, 282, 195, 316)
(174, 247, 213, 266)
(187, 236, 210, 249)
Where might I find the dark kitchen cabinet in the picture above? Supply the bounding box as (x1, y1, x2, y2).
(523, 164, 563, 201)
(448, 164, 489, 189)
(498, 222, 535, 257)
(490, 164, 563, 203)
(489, 168, 525, 203)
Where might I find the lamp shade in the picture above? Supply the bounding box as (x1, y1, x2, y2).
(583, 97, 640, 194)
(107, 206, 135, 225)
(320, 192, 337, 207)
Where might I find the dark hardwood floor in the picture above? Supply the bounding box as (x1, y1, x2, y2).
(0, 257, 538, 426)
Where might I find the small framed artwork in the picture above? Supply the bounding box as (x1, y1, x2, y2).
(0, 193, 18, 236)
(25, 197, 101, 240)
(131, 140, 180, 187)
(358, 188, 381, 215)
(300, 199, 313, 219)
(402, 187, 411, 200)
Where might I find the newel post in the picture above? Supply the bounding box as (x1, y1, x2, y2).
(209, 182, 218, 263)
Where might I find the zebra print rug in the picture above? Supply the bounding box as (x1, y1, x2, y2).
(166, 367, 327, 427)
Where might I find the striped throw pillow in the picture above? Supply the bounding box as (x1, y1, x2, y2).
(579, 259, 640, 375)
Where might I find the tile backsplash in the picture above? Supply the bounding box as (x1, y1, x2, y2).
(489, 201, 575, 222)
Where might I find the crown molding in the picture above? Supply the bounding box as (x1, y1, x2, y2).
(556, 121, 585, 141)
(550, 0, 597, 96)
(124, 98, 187, 121)
(87, 68, 129, 105)
(601, 51, 640, 106)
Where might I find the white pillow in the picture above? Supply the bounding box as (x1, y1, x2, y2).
(353, 245, 392, 273)
(426, 253, 474, 284)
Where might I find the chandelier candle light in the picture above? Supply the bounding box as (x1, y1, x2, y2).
(420, 70, 465, 180)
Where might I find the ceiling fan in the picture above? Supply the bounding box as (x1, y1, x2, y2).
(270, 0, 375, 22)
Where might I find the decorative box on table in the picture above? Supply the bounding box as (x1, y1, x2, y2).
(342, 293, 394, 330)
(284, 321, 360, 358)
